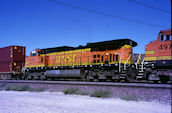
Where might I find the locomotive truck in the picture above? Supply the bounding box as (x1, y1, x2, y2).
(0, 29, 171, 83)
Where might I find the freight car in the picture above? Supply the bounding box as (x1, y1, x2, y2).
(23, 39, 137, 81)
(0, 46, 25, 79)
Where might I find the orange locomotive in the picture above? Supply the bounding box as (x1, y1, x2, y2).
(24, 39, 137, 81)
(145, 29, 171, 65)
(144, 29, 172, 83)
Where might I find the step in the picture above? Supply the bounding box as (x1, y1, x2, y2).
(120, 76, 125, 79)
(120, 73, 126, 76)
(138, 73, 144, 75)
(138, 70, 144, 72)
(136, 76, 144, 78)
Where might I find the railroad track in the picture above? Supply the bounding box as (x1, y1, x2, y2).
(0, 80, 171, 89)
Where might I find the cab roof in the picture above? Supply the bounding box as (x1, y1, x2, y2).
(159, 29, 172, 35)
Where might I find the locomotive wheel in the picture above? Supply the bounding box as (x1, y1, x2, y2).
(159, 76, 169, 84)
(80, 69, 87, 80)
(98, 79, 106, 82)
(153, 80, 159, 84)
(126, 66, 137, 82)
(85, 70, 94, 81)
(86, 77, 93, 81)
(21, 76, 25, 80)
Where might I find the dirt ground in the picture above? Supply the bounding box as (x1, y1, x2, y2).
(0, 91, 171, 113)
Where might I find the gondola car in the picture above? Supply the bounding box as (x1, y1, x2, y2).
(145, 29, 172, 83)
(24, 39, 137, 81)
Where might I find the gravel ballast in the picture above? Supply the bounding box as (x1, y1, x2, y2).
(0, 82, 171, 104)
(0, 91, 171, 113)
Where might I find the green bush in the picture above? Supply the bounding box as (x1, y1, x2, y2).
(120, 95, 138, 101)
(63, 88, 111, 98)
(5, 85, 44, 92)
(0, 83, 6, 88)
(5, 85, 31, 91)
(76, 90, 89, 95)
(63, 87, 89, 95)
(63, 87, 79, 94)
(90, 90, 110, 98)
(30, 87, 45, 92)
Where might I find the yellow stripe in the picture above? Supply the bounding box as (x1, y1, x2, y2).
(121, 45, 132, 49)
(48, 60, 131, 67)
(40, 48, 91, 56)
(25, 64, 45, 68)
(25, 60, 132, 68)
(145, 51, 154, 54)
(157, 56, 172, 60)
(145, 57, 157, 61)
(145, 56, 172, 61)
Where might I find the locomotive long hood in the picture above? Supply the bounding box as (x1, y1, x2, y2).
(41, 39, 137, 54)
(86, 39, 137, 48)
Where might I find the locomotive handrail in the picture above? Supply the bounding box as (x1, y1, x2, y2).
(119, 53, 122, 72)
(136, 53, 141, 64)
(140, 58, 145, 72)
(135, 53, 141, 69)
(124, 54, 131, 70)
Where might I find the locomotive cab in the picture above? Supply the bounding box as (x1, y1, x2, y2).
(30, 50, 39, 57)
(25, 49, 46, 68)
(145, 29, 172, 67)
(144, 29, 172, 83)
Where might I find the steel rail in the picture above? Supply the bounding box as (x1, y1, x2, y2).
(0, 80, 171, 89)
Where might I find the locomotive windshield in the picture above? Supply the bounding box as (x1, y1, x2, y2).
(160, 33, 172, 41)
(31, 51, 37, 56)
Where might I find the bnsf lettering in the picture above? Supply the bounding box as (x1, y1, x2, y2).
(159, 44, 172, 50)
(56, 54, 77, 63)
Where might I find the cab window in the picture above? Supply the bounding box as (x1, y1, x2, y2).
(38, 52, 40, 56)
(101, 56, 104, 62)
(116, 54, 118, 62)
(160, 34, 172, 41)
(166, 35, 172, 40)
(160, 34, 165, 41)
(160, 33, 172, 41)
(31, 53, 36, 56)
(31, 51, 37, 56)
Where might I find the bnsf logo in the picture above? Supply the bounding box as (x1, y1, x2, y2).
(56, 54, 77, 63)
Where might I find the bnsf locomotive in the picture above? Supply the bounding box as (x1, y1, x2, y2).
(0, 29, 171, 83)
(24, 39, 136, 81)
(144, 29, 172, 83)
